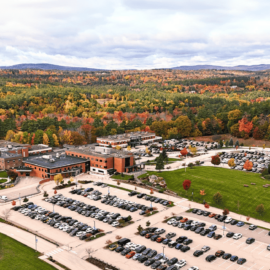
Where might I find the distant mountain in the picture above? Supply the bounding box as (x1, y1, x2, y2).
(0, 63, 103, 71)
(171, 64, 270, 71)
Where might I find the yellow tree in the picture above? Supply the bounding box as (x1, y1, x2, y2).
(115, 145, 122, 150)
(5, 130, 15, 141)
(54, 174, 63, 186)
(127, 146, 131, 151)
(189, 145, 197, 155)
(228, 158, 235, 168)
(52, 134, 60, 146)
(43, 133, 50, 146)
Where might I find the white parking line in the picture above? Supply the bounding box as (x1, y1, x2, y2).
(258, 247, 267, 254)
(243, 244, 253, 250)
(251, 243, 263, 252)
(258, 230, 265, 234)
(246, 263, 256, 270)
(258, 266, 264, 270)
(226, 262, 237, 269)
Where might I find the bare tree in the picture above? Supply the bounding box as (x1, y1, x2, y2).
(85, 248, 94, 258)
(2, 209, 12, 221)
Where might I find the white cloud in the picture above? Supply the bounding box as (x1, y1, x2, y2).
(0, 0, 270, 69)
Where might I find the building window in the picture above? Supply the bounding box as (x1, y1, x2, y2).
(95, 159, 98, 161)
(105, 160, 107, 163)
(100, 165, 102, 168)
(100, 160, 102, 162)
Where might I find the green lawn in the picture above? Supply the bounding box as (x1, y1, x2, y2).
(111, 174, 134, 180)
(0, 171, 8, 178)
(145, 158, 181, 165)
(0, 233, 57, 270)
(0, 179, 7, 183)
(141, 167, 270, 222)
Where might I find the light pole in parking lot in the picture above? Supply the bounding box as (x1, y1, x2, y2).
(108, 186, 110, 196)
(35, 232, 38, 252)
(53, 204, 55, 213)
(94, 220, 96, 229)
(162, 246, 166, 259)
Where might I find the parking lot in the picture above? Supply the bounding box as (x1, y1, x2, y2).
(3, 176, 270, 270)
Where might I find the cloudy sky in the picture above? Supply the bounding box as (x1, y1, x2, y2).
(1, 0, 270, 69)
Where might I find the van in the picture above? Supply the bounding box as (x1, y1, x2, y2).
(117, 238, 131, 246)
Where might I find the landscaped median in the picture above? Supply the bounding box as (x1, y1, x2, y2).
(142, 166, 270, 223)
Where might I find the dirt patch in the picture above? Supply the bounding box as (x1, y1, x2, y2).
(86, 257, 119, 270)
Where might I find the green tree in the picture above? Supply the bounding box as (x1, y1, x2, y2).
(146, 220, 151, 227)
(155, 155, 164, 172)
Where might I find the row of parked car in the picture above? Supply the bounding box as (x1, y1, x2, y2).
(166, 216, 222, 240)
(108, 237, 198, 270)
(45, 193, 130, 227)
(128, 191, 170, 206)
(12, 202, 101, 240)
(220, 150, 269, 172)
(101, 194, 155, 215)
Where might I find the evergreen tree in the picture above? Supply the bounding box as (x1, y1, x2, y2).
(229, 138, 233, 146)
(155, 155, 164, 172)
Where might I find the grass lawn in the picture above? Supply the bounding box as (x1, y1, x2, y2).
(0, 179, 7, 183)
(0, 171, 8, 178)
(141, 166, 270, 222)
(0, 233, 56, 270)
(145, 158, 181, 165)
(111, 174, 134, 180)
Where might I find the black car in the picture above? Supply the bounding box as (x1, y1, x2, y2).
(183, 239, 193, 245)
(151, 261, 162, 269)
(167, 257, 178, 266)
(121, 248, 131, 256)
(230, 255, 238, 262)
(193, 250, 204, 257)
(176, 236, 187, 243)
(144, 259, 155, 266)
(215, 214, 221, 220)
(184, 225, 191, 230)
(138, 255, 148, 263)
(115, 246, 124, 253)
(223, 253, 232, 259)
(226, 232, 234, 238)
(192, 208, 198, 213)
(135, 245, 146, 253)
(203, 211, 210, 216)
(246, 238, 255, 244)
(140, 230, 149, 236)
(175, 243, 183, 250)
(195, 227, 204, 234)
(149, 227, 158, 233)
(181, 246, 190, 252)
(162, 238, 171, 245)
(142, 248, 152, 256)
(147, 250, 157, 258)
(151, 235, 159, 241)
(206, 255, 216, 262)
(237, 258, 247, 265)
(200, 229, 210, 236)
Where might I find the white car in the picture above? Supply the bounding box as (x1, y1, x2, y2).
(167, 219, 176, 225)
(112, 221, 119, 227)
(233, 233, 242, 240)
(125, 242, 135, 248)
(225, 217, 232, 223)
(175, 259, 186, 268)
(159, 256, 169, 264)
(191, 221, 199, 226)
(0, 195, 8, 200)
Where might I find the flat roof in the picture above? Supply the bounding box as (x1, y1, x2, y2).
(23, 154, 87, 169)
(0, 152, 22, 159)
(97, 132, 156, 142)
(66, 146, 132, 159)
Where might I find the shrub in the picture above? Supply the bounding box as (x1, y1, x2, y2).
(23, 197, 29, 202)
(195, 161, 200, 166)
(256, 204, 265, 216)
(213, 192, 222, 204)
(264, 175, 270, 180)
(43, 191, 49, 197)
(261, 169, 268, 176)
(187, 163, 194, 169)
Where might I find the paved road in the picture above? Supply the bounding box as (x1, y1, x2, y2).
(0, 177, 40, 201)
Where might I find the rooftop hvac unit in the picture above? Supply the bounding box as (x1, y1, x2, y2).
(7, 145, 12, 149)
(56, 153, 60, 158)
(49, 159, 55, 163)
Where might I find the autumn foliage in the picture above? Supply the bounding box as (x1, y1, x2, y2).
(211, 155, 220, 165)
(182, 179, 191, 191)
(180, 148, 188, 157)
(239, 117, 253, 134)
(243, 160, 253, 171)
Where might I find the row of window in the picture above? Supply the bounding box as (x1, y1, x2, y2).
(67, 153, 107, 163)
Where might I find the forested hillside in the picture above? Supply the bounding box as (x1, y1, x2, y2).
(1, 68, 270, 146)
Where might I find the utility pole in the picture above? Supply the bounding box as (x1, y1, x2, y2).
(162, 245, 166, 260)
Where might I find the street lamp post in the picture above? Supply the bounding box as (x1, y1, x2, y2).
(53, 204, 55, 213)
(162, 246, 166, 260)
(94, 220, 96, 229)
(35, 233, 38, 252)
